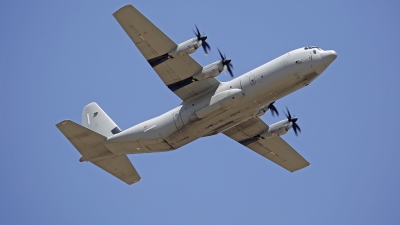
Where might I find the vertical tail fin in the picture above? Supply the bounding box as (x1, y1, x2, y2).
(82, 102, 121, 137)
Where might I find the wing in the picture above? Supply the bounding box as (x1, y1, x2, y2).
(223, 118, 310, 172)
(113, 5, 219, 101)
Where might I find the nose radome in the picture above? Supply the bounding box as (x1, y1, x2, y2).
(320, 50, 337, 67)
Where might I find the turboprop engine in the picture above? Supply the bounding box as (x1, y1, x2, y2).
(260, 108, 301, 138)
(255, 102, 279, 117)
(193, 49, 234, 80)
(170, 38, 204, 56)
(192, 61, 224, 81)
(260, 120, 292, 138)
(169, 25, 210, 56)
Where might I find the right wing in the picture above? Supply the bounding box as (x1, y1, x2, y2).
(223, 117, 310, 172)
(113, 5, 219, 101)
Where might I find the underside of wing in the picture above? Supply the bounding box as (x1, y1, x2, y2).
(113, 5, 176, 61)
(223, 118, 310, 172)
(113, 5, 219, 100)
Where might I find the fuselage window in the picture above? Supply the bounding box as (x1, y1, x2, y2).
(313, 50, 316, 54)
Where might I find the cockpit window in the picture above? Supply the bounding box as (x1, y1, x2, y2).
(304, 46, 322, 50)
(313, 50, 316, 54)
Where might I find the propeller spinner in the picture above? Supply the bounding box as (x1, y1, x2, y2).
(218, 48, 234, 78)
(193, 25, 211, 55)
(284, 107, 301, 136)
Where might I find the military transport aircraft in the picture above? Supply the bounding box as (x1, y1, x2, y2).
(56, 4, 337, 185)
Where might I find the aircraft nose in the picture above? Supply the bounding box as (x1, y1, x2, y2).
(320, 50, 337, 67)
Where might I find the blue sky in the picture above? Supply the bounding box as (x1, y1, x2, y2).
(1, 0, 400, 224)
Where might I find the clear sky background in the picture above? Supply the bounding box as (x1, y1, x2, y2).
(1, 0, 399, 224)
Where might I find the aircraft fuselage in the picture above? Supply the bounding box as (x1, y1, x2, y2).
(105, 47, 337, 155)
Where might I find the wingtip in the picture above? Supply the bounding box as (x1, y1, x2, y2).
(113, 4, 134, 15)
(127, 178, 141, 185)
(289, 162, 310, 173)
(56, 120, 72, 127)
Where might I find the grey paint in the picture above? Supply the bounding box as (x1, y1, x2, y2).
(57, 4, 337, 184)
(105, 47, 337, 154)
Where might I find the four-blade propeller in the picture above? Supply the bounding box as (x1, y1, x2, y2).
(284, 107, 301, 136)
(218, 48, 234, 78)
(193, 25, 211, 55)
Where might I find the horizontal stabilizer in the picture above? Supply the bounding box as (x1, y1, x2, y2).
(56, 120, 141, 184)
(93, 155, 141, 185)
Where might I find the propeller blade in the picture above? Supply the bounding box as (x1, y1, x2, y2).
(285, 107, 292, 120)
(202, 41, 211, 54)
(292, 122, 301, 136)
(195, 25, 201, 37)
(218, 48, 225, 60)
(268, 102, 279, 117)
(193, 26, 210, 54)
(202, 43, 207, 54)
(217, 48, 234, 77)
(284, 107, 301, 136)
(204, 41, 210, 50)
(293, 125, 299, 136)
(227, 65, 234, 77)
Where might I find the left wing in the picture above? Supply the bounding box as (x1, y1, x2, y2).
(223, 118, 310, 172)
(113, 5, 219, 101)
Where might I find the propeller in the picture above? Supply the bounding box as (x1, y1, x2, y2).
(193, 25, 211, 55)
(284, 107, 301, 136)
(218, 48, 234, 78)
(268, 101, 279, 117)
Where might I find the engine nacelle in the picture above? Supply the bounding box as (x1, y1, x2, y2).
(170, 38, 201, 56)
(193, 61, 224, 81)
(260, 119, 292, 138)
(255, 106, 269, 117)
